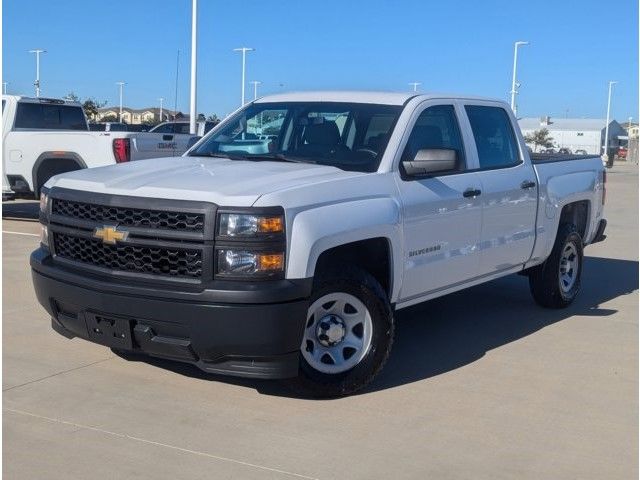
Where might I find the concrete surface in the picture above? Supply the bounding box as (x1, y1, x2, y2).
(3, 163, 638, 479)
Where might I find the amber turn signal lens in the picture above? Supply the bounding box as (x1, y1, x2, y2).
(257, 216, 284, 233)
(258, 253, 284, 271)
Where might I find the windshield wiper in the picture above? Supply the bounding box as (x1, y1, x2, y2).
(245, 153, 315, 164)
(188, 152, 247, 160)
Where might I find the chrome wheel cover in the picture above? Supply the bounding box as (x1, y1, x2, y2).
(559, 243, 579, 293)
(301, 292, 373, 374)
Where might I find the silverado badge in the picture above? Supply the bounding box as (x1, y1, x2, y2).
(93, 226, 129, 245)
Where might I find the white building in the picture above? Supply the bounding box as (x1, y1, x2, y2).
(518, 117, 626, 155)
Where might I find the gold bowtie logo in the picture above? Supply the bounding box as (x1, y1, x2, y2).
(93, 226, 129, 245)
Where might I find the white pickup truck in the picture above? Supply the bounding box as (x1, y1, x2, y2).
(31, 91, 607, 397)
(2, 95, 200, 197)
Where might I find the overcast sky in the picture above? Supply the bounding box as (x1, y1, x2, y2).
(3, 0, 638, 121)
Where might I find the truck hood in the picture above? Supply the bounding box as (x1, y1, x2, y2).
(47, 156, 364, 206)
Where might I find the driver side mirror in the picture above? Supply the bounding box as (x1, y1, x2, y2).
(402, 148, 458, 177)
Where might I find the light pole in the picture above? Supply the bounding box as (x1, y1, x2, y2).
(2, 82, 7, 94)
(233, 47, 255, 106)
(603, 80, 618, 165)
(158, 97, 164, 122)
(249, 81, 261, 100)
(116, 82, 125, 122)
(408, 82, 421, 92)
(510, 41, 529, 117)
(628, 116, 633, 163)
(189, 0, 198, 135)
(28, 49, 46, 97)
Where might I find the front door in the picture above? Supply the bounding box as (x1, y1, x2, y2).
(396, 103, 483, 302)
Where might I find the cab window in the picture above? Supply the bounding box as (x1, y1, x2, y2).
(465, 105, 520, 169)
(401, 105, 466, 170)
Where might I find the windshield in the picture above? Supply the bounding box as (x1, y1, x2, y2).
(189, 102, 402, 173)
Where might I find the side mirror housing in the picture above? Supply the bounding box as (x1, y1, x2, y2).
(402, 148, 458, 177)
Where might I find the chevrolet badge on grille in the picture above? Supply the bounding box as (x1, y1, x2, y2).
(93, 226, 129, 245)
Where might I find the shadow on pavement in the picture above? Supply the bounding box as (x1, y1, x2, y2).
(2, 201, 40, 221)
(112, 256, 638, 398)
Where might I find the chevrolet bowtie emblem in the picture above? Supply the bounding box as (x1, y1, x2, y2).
(93, 226, 129, 245)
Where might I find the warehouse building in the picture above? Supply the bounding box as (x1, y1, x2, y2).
(518, 117, 626, 155)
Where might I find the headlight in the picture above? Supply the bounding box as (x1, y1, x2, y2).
(218, 213, 284, 237)
(39, 190, 49, 213)
(217, 249, 284, 277)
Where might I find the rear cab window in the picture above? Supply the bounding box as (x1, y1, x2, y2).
(464, 105, 521, 169)
(14, 102, 87, 130)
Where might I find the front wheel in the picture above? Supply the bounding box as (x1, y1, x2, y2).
(529, 223, 583, 308)
(290, 265, 394, 398)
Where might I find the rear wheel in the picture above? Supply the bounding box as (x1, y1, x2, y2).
(290, 265, 394, 398)
(529, 223, 583, 308)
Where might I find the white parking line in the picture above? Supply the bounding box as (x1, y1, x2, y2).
(2, 230, 39, 237)
(5, 408, 320, 480)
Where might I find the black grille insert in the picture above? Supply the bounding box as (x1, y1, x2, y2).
(52, 198, 205, 233)
(53, 233, 203, 278)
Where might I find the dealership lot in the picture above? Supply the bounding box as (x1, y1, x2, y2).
(2, 164, 637, 479)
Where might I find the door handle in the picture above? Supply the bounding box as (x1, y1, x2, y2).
(521, 180, 536, 189)
(163, 135, 174, 141)
(463, 188, 482, 198)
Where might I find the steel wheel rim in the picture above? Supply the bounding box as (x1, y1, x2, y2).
(301, 292, 373, 374)
(559, 243, 579, 293)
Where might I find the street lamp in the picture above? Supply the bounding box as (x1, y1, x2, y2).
(249, 81, 261, 100)
(603, 80, 618, 166)
(28, 49, 46, 97)
(158, 97, 164, 122)
(510, 41, 529, 117)
(233, 47, 255, 106)
(189, 0, 198, 135)
(408, 82, 421, 92)
(115, 82, 125, 122)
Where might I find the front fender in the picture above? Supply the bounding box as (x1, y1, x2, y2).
(286, 197, 403, 301)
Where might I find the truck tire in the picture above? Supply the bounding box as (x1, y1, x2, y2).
(290, 265, 394, 397)
(529, 223, 583, 308)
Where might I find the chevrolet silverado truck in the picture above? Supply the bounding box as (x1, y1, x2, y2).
(2, 95, 200, 197)
(31, 91, 607, 397)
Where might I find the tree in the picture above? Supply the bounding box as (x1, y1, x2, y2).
(65, 92, 80, 102)
(207, 114, 219, 124)
(524, 128, 554, 152)
(82, 98, 107, 120)
(100, 114, 118, 123)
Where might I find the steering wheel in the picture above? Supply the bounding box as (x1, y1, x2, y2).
(354, 148, 378, 158)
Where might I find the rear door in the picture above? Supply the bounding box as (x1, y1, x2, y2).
(395, 101, 483, 302)
(462, 103, 538, 274)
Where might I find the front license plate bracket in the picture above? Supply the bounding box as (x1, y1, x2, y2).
(85, 313, 133, 349)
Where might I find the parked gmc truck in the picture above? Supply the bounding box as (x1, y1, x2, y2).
(31, 91, 607, 397)
(2, 95, 201, 197)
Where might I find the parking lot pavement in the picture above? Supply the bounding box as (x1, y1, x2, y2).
(3, 164, 638, 479)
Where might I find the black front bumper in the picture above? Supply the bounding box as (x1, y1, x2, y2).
(31, 248, 312, 379)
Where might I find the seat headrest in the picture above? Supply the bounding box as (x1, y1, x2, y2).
(303, 121, 341, 146)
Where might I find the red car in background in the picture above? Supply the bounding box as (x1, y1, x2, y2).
(618, 146, 628, 159)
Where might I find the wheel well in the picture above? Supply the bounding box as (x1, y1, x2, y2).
(314, 238, 392, 296)
(559, 201, 589, 239)
(32, 155, 85, 196)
